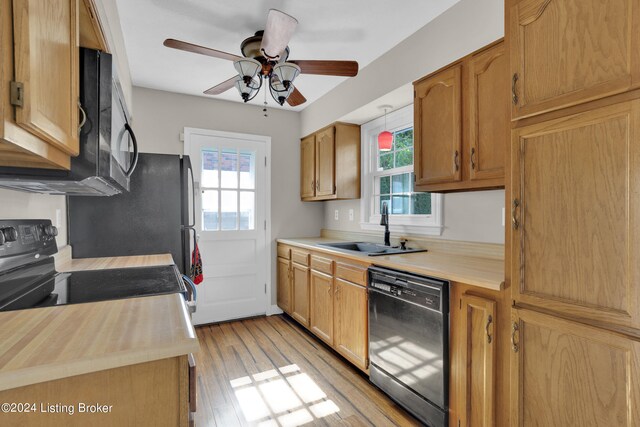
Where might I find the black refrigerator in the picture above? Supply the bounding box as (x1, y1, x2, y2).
(68, 153, 195, 275)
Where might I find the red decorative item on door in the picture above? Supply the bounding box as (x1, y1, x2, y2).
(191, 242, 204, 284)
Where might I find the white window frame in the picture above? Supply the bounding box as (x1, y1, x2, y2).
(360, 104, 443, 235)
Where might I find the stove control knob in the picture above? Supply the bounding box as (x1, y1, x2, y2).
(2, 227, 18, 242)
(44, 225, 58, 237)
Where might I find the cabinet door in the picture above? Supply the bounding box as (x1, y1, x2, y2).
(300, 135, 316, 199)
(309, 270, 333, 345)
(276, 257, 291, 314)
(468, 42, 507, 182)
(414, 65, 462, 187)
(511, 100, 640, 330)
(315, 127, 335, 197)
(13, 0, 80, 156)
(459, 295, 496, 427)
(291, 263, 310, 326)
(334, 278, 368, 370)
(510, 0, 640, 119)
(510, 309, 640, 427)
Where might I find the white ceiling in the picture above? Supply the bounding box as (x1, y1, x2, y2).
(115, 0, 460, 111)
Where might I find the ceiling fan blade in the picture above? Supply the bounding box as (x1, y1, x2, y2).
(260, 9, 298, 59)
(289, 60, 359, 77)
(164, 38, 242, 62)
(204, 76, 237, 95)
(286, 87, 306, 107)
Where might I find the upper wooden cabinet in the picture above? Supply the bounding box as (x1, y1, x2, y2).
(511, 99, 640, 331)
(13, 0, 79, 156)
(414, 64, 462, 188)
(300, 122, 360, 201)
(510, 308, 640, 427)
(509, 0, 640, 120)
(0, 0, 107, 170)
(414, 41, 507, 193)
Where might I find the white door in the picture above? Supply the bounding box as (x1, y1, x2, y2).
(185, 128, 270, 325)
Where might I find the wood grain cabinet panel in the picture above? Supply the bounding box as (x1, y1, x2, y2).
(509, 0, 640, 119)
(468, 42, 508, 182)
(276, 257, 292, 314)
(315, 127, 335, 197)
(334, 278, 368, 371)
(511, 100, 640, 330)
(459, 295, 496, 427)
(12, 0, 80, 156)
(300, 135, 316, 199)
(510, 309, 640, 427)
(414, 64, 462, 187)
(291, 262, 310, 327)
(309, 270, 334, 345)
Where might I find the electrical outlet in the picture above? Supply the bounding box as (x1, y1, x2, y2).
(349, 209, 354, 221)
(502, 207, 505, 227)
(55, 209, 62, 228)
(334, 210, 339, 221)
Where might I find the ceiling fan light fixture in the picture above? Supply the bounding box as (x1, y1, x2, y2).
(269, 79, 294, 106)
(272, 62, 301, 88)
(233, 58, 262, 81)
(235, 76, 261, 102)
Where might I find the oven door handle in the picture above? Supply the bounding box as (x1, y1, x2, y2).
(124, 123, 139, 178)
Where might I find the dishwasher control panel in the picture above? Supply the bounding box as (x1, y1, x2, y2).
(369, 275, 443, 312)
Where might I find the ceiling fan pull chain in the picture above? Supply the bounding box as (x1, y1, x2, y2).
(263, 80, 269, 118)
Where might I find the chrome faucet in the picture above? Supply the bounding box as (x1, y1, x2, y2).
(380, 201, 390, 246)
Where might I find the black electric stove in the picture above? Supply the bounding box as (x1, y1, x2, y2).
(0, 219, 187, 312)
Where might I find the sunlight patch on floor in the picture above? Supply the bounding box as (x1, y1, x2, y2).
(230, 365, 340, 426)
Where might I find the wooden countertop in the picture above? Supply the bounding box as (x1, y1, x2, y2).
(277, 237, 505, 291)
(57, 253, 175, 272)
(0, 293, 199, 392)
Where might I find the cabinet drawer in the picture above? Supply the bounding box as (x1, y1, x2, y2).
(291, 250, 310, 266)
(310, 255, 333, 274)
(277, 245, 291, 260)
(335, 262, 367, 286)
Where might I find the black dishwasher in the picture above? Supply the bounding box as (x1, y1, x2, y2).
(368, 266, 449, 427)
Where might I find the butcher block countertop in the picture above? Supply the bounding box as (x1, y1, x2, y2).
(277, 237, 505, 291)
(0, 254, 198, 392)
(57, 253, 175, 272)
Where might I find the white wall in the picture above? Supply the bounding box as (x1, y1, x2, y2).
(0, 190, 67, 247)
(132, 87, 324, 304)
(302, 0, 506, 244)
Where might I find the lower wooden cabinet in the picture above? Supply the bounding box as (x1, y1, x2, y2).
(510, 308, 640, 427)
(459, 294, 496, 427)
(309, 270, 334, 345)
(334, 278, 368, 371)
(291, 262, 310, 327)
(276, 257, 292, 314)
(0, 355, 193, 426)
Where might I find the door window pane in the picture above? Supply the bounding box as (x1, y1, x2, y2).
(239, 150, 256, 189)
(202, 190, 219, 231)
(220, 149, 238, 188)
(240, 191, 255, 230)
(221, 190, 238, 230)
(202, 150, 219, 187)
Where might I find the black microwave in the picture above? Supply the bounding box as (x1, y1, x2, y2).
(0, 48, 138, 196)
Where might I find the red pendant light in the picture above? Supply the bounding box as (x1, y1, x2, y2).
(378, 106, 393, 151)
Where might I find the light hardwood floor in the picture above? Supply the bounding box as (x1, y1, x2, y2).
(194, 315, 421, 426)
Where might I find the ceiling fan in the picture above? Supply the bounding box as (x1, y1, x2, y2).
(164, 9, 359, 107)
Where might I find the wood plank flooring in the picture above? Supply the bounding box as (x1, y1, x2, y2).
(194, 314, 421, 427)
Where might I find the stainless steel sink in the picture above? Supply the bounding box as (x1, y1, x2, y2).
(317, 241, 427, 257)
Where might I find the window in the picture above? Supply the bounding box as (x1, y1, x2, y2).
(201, 148, 256, 231)
(361, 105, 442, 235)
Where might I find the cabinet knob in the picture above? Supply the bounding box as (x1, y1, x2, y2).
(486, 314, 493, 344)
(512, 199, 520, 230)
(470, 147, 476, 170)
(454, 150, 460, 172)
